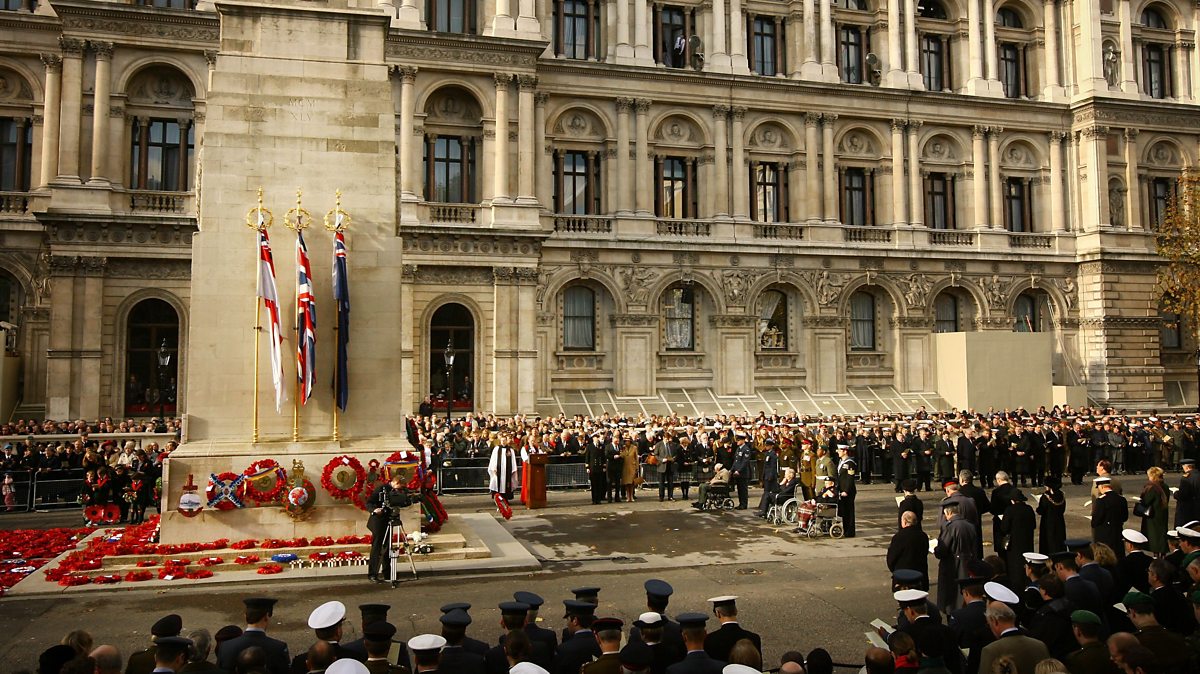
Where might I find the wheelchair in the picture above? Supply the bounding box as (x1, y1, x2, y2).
(766, 495, 800, 525)
(793, 502, 844, 538)
(699, 483, 736, 511)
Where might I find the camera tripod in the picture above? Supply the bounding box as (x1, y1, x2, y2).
(386, 517, 418, 586)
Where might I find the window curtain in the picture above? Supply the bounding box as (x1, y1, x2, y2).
(850, 293, 875, 349)
(758, 291, 783, 342)
(664, 289, 694, 350)
(563, 287, 595, 349)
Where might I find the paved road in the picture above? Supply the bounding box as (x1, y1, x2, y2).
(0, 476, 1146, 671)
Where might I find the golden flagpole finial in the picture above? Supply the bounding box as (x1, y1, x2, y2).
(324, 189, 352, 232)
(285, 187, 312, 232)
(246, 186, 274, 231)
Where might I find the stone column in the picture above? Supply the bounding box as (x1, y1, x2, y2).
(730, 0, 748, 73)
(787, 12, 803, 77)
(972, 125, 987, 227)
(1048, 131, 1066, 232)
(988, 126, 1002, 227)
(821, 113, 837, 221)
(492, 0, 516, 35)
(890, 119, 907, 225)
(616, 97, 633, 213)
(886, 0, 904, 85)
(789, 158, 804, 222)
(907, 120, 923, 226)
(517, 0, 540, 36)
(711, 0, 729, 71)
(634, 98, 651, 214)
(56, 37, 85, 183)
(801, 0, 819, 77)
(634, 0, 651, 61)
(1082, 125, 1109, 231)
(1043, 0, 1060, 96)
(535, 93, 551, 210)
(904, 0, 920, 83)
(711, 105, 730, 217)
(1123, 128, 1141, 231)
(983, 0, 998, 82)
(1117, 0, 1138, 93)
(1075, 0, 1107, 92)
(38, 53, 61, 188)
(87, 42, 113, 185)
(805, 112, 820, 221)
(819, 0, 836, 78)
(517, 75, 537, 203)
(966, 0, 984, 87)
(395, 0, 422, 29)
(493, 73, 512, 202)
(730, 106, 747, 217)
(397, 66, 418, 199)
(616, 0, 632, 58)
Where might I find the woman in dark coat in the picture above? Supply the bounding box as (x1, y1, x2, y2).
(1001, 490, 1037, 589)
(1139, 466, 1170, 554)
(1037, 477, 1067, 554)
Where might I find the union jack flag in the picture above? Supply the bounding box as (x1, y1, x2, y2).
(295, 231, 317, 405)
(256, 226, 286, 412)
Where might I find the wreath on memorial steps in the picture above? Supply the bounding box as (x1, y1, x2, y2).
(206, 472, 246, 510)
(243, 459, 288, 505)
(321, 455, 367, 502)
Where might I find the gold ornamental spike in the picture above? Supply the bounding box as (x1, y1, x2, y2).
(284, 188, 312, 232)
(324, 189, 352, 232)
(245, 186, 274, 231)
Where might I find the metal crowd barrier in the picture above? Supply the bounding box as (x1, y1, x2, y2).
(0, 432, 176, 445)
(0, 469, 33, 513)
(30, 469, 87, 511)
(435, 458, 762, 495)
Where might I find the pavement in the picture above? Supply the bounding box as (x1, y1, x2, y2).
(0, 474, 1154, 671)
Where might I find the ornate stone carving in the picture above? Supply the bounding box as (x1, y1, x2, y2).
(386, 41, 537, 67)
(59, 14, 219, 42)
(615, 266, 659, 305)
(981, 274, 1012, 310)
(394, 65, 418, 82)
(89, 41, 114, 59)
(513, 267, 539, 284)
(1078, 316, 1166, 328)
(611, 313, 658, 327)
(898, 273, 933, 310)
(401, 232, 543, 257)
(810, 270, 847, 307)
(47, 222, 196, 247)
(891, 316, 935, 329)
(672, 252, 699, 265)
(1050, 276, 1077, 309)
(410, 266, 494, 286)
(709, 314, 756, 328)
(804, 112, 821, 127)
(40, 53, 62, 72)
(537, 312, 554, 326)
(49, 255, 107, 277)
(32, 249, 51, 303)
(770, 254, 794, 268)
(634, 99, 651, 113)
(722, 269, 756, 305)
(517, 74, 538, 89)
(615, 96, 634, 112)
(975, 316, 1013, 330)
(105, 258, 191, 279)
(806, 315, 848, 328)
(58, 37, 85, 56)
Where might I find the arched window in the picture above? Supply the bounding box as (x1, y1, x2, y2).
(125, 67, 196, 193)
(1013, 293, 1042, 332)
(1161, 312, 1183, 350)
(125, 298, 179, 416)
(1142, 7, 1168, 29)
(918, 0, 947, 19)
(849, 292, 876, 350)
(563, 286, 596, 350)
(934, 293, 959, 333)
(422, 87, 483, 205)
(996, 7, 1023, 27)
(757, 290, 788, 350)
(663, 285, 695, 350)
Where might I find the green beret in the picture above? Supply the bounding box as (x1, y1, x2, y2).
(1122, 591, 1154, 609)
(1190, 590, 1200, 606)
(1070, 610, 1101, 625)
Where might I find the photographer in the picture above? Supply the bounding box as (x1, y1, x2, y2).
(366, 473, 409, 583)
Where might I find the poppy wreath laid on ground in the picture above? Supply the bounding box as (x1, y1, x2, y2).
(321, 455, 367, 502)
(257, 563, 283, 575)
(206, 472, 246, 510)
(243, 459, 288, 505)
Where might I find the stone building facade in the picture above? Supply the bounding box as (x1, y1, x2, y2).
(0, 0, 1197, 425)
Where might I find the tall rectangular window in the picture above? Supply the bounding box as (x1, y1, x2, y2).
(553, 150, 602, 215)
(428, 0, 475, 33)
(656, 156, 697, 218)
(0, 118, 32, 191)
(840, 167, 873, 225)
(1143, 44, 1170, 99)
(751, 17, 778, 76)
(838, 25, 865, 84)
(920, 35, 944, 91)
(1161, 312, 1182, 350)
(925, 172, 955, 229)
(1149, 177, 1174, 227)
(656, 6, 689, 68)
(934, 294, 960, 333)
(664, 286, 695, 350)
(1003, 176, 1033, 232)
(751, 161, 787, 222)
(130, 118, 193, 191)
(849, 292, 876, 351)
(554, 0, 598, 59)
(424, 135, 478, 203)
(999, 43, 1026, 98)
(563, 286, 596, 350)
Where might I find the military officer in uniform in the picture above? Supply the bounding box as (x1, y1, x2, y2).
(1176, 459, 1200, 528)
(580, 617, 623, 674)
(666, 613, 723, 674)
(126, 613, 182, 674)
(629, 613, 683, 673)
(513, 591, 559, 658)
(731, 436, 753, 510)
(555, 600, 601, 674)
(486, 601, 554, 674)
(150, 636, 193, 674)
(702, 597, 761, 663)
(408, 634, 446, 673)
(1091, 476, 1128, 559)
(217, 598, 290, 674)
(437, 603, 489, 655)
(291, 601, 360, 674)
(628, 579, 684, 658)
(362, 623, 411, 674)
(836, 445, 858, 537)
(438, 610, 486, 674)
(344, 604, 409, 670)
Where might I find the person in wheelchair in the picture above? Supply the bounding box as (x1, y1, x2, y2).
(692, 463, 731, 510)
(758, 467, 798, 518)
(796, 476, 840, 531)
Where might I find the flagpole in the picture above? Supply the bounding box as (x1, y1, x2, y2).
(286, 188, 311, 443)
(325, 190, 351, 442)
(246, 187, 272, 444)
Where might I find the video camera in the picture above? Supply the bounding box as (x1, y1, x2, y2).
(380, 489, 413, 524)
